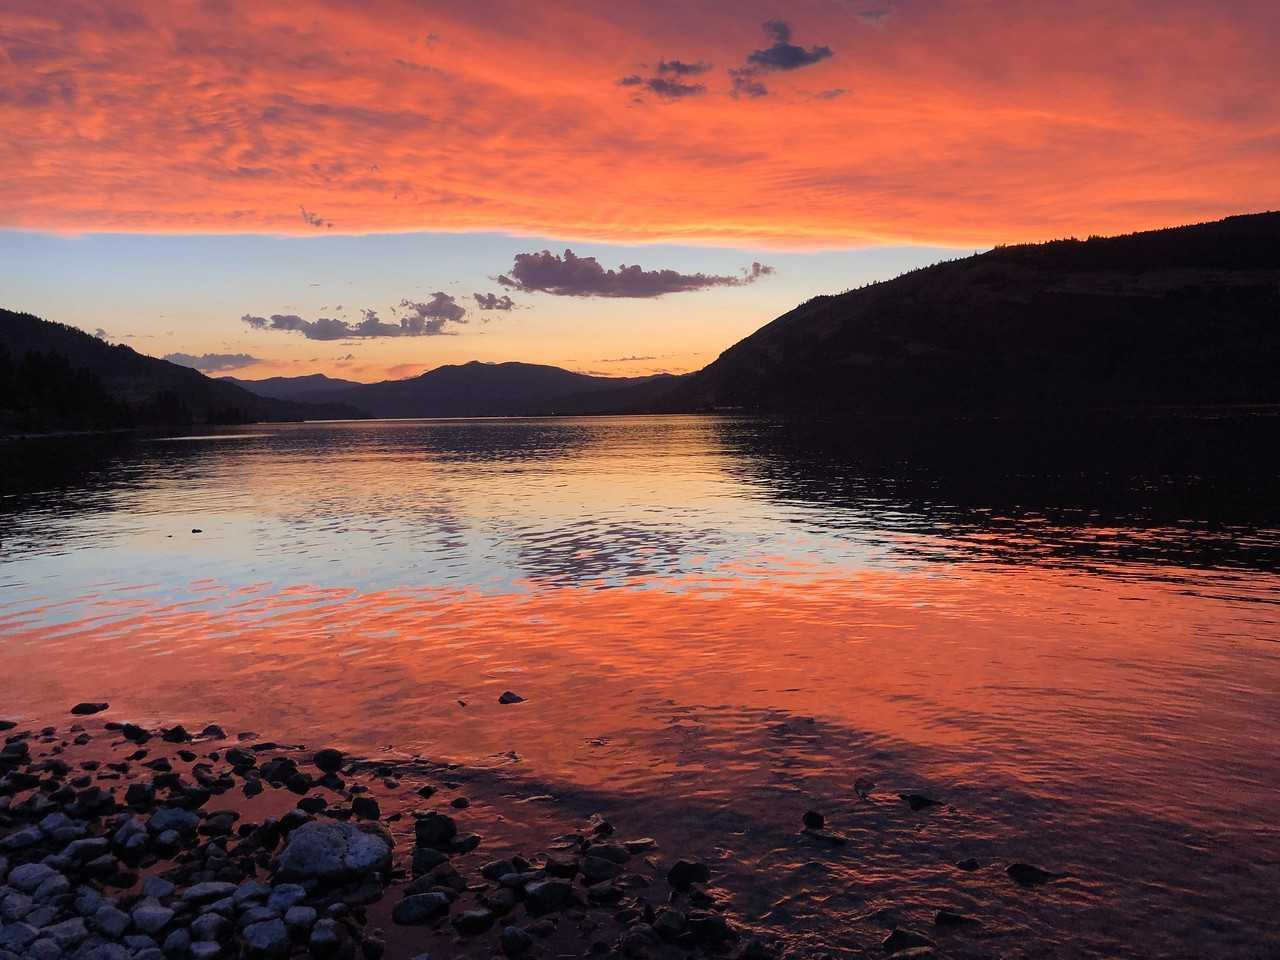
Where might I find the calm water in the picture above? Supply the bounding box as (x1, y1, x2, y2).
(2, 415, 1279, 958)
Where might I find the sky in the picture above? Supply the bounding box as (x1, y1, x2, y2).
(1, 0, 1277, 380)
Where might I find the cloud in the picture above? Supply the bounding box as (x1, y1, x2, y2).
(730, 20, 834, 98)
(242, 294, 467, 340)
(598, 355, 657, 362)
(617, 74, 706, 100)
(93, 328, 109, 340)
(813, 88, 849, 100)
(474, 292, 517, 311)
(299, 205, 333, 228)
(657, 59, 711, 76)
(495, 250, 774, 298)
(164, 351, 262, 372)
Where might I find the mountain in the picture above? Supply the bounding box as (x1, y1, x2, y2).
(662, 212, 1280, 414)
(0, 309, 365, 432)
(220, 373, 364, 403)
(230, 361, 672, 418)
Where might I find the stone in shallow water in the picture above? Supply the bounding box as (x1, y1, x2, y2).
(312, 749, 344, 773)
(242, 918, 290, 957)
(131, 902, 175, 935)
(498, 691, 525, 704)
(882, 928, 935, 954)
(665, 860, 710, 889)
(70, 702, 110, 716)
(1006, 862, 1058, 886)
(274, 821, 391, 886)
(391, 893, 450, 925)
(500, 925, 533, 957)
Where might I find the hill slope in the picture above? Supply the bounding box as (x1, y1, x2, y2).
(220, 373, 364, 402)
(270, 361, 670, 418)
(664, 212, 1280, 414)
(0, 309, 364, 431)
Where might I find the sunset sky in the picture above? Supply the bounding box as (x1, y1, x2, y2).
(2, 0, 1277, 380)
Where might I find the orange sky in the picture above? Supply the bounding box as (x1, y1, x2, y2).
(3, 0, 1277, 248)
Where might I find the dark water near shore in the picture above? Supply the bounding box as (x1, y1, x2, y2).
(2, 414, 1279, 958)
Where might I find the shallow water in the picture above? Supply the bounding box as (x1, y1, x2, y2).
(2, 415, 1278, 958)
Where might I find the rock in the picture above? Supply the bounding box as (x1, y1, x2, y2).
(666, 860, 710, 889)
(266, 884, 307, 913)
(28, 939, 62, 960)
(70, 703, 109, 716)
(64, 837, 110, 861)
(652, 908, 685, 939)
(161, 927, 191, 957)
(0, 922, 38, 951)
(524, 879, 573, 914)
(882, 929, 935, 954)
(131, 902, 175, 935)
(284, 905, 317, 931)
(182, 882, 238, 903)
(1006, 862, 1059, 886)
(351, 797, 380, 821)
(224, 748, 255, 768)
(586, 842, 630, 864)
(8, 863, 57, 893)
(45, 917, 89, 948)
(580, 856, 621, 885)
(243, 918, 290, 957)
(125, 783, 155, 807)
(391, 893, 450, 925)
(480, 859, 518, 881)
(452, 909, 495, 935)
(308, 918, 344, 957)
(934, 909, 979, 927)
(147, 807, 199, 836)
(0, 826, 42, 851)
(412, 812, 456, 849)
(899, 794, 942, 812)
(497, 691, 525, 704)
(93, 903, 131, 938)
(410, 847, 449, 875)
(955, 858, 981, 872)
(274, 821, 392, 886)
(802, 810, 824, 830)
(190, 942, 222, 960)
(312, 750, 344, 774)
(191, 912, 230, 941)
(142, 876, 176, 899)
(499, 925, 533, 957)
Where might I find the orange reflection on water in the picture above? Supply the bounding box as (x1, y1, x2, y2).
(2, 561, 1276, 833)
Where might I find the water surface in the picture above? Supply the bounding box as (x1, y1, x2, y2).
(2, 415, 1278, 958)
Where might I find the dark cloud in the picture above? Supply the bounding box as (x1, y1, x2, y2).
(474, 292, 517, 311)
(299, 205, 333, 228)
(164, 352, 262, 372)
(242, 293, 467, 340)
(598, 355, 657, 363)
(657, 59, 711, 76)
(730, 20, 834, 98)
(814, 87, 849, 100)
(495, 250, 774, 298)
(617, 74, 706, 100)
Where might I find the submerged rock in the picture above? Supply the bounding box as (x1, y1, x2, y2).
(802, 810, 824, 829)
(899, 794, 942, 811)
(1006, 862, 1059, 886)
(70, 702, 109, 716)
(882, 928, 935, 954)
(498, 691, 525, 704)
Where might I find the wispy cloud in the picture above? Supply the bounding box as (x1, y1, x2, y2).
(474, 292, 517, 311)
(496, 250, 774, 298)
(164, 352, 262, 372)
(243, 293, 467, 340)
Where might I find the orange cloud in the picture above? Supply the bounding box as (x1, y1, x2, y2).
(0, 0, 1277, 247)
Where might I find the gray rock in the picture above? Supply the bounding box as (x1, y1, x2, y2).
(580, 856, 621, 885)
(28, 940, 62, 960)
(43, 917, 88, 948)
(283, 905, 316, 931)
(189, 942, 221, 960)
(1, 891, 33, 922)
(190, 912, 228, 942)
(390, 893, 450, 925)
(131, 902, 175, 935)
(203, 897, 234, 916)
(74, 887, 104, 917)
(0, 827, 41, 852)
(160, 927, 190, 957)
(273, 822, 391, 886)
(307, 919, 343, 957)
(93, 904, 131, 939)
(141, 877, 175, 901)
(0, 923, 38, 951)
(524, 879, 573, 914)
(452, 909, 494, 935)
(236, 907, 279, 928)
(25, 904, 59, 928)
(8, 863, 57, 893)
(34, 873, 71, 902)
(146, 809, 198, 836)
(231, 881, 269, 905)
(264, 884, 305, 913)
(181, 883, 237, 904)
(123, 934, 158, 951)
(242, 918, 289, 958)
(499, 925, 533, 957)
(64, 838, 110, 862)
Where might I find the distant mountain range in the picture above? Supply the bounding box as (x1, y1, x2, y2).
(222, 364, 678, 418)
(4, 211, 1279, 433)
(664, 211, 1280, 413)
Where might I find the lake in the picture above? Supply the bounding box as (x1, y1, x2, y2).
(2, 414, 1278, 958)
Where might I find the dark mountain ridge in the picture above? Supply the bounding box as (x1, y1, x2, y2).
(0, 310, 364, 431)
(219, 373, 363, 402)
(663, 211, 1280, 414)
(229, 362, 672, 418)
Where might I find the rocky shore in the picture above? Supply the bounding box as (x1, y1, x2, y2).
(0, 705, 778, 960)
